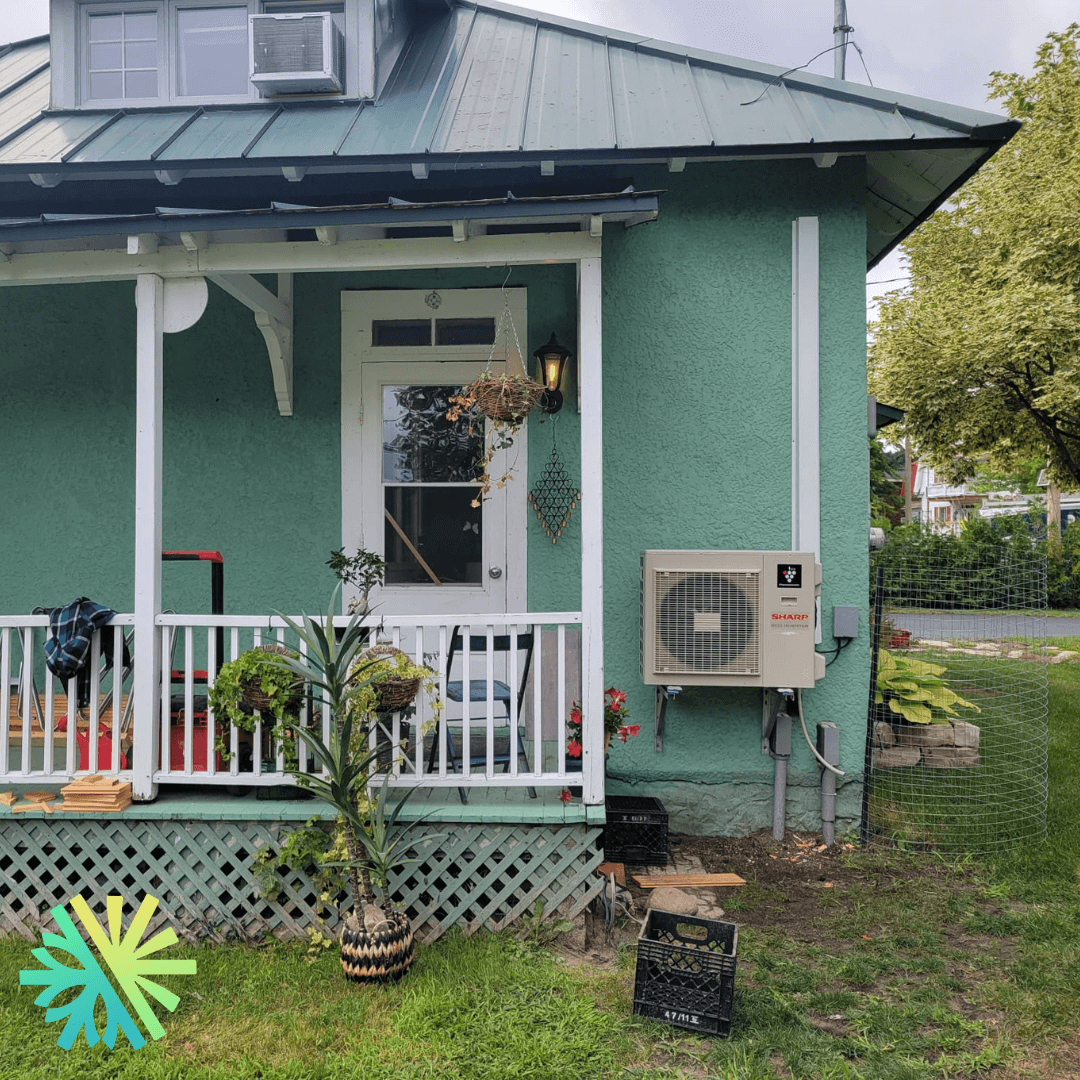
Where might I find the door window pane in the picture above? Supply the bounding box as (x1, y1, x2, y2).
(384, 489, 482, 585)
(176, 7, 249, 97)
(382, 386, 482, 484)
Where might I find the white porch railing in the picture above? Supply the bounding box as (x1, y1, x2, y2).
(1, 612, 591, 799)
(0, 615, 136, 781)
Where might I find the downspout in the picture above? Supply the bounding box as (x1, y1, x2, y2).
(790, 216, 825, 839)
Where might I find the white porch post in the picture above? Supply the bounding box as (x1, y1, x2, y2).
(791, 217, 822, 643)
(132, 274, 164, 800)
(578, 257, 604, 805)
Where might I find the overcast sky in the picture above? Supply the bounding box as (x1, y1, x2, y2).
(3, 0, 1074, 310)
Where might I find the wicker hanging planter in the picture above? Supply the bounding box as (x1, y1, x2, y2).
(358, 644, 423, 712)
(340, 910, 415, 984)
(469, 371, 544, 424)
(239, 643, 303, 713)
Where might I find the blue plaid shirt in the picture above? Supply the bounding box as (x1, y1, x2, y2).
(44, 598, 117, 682)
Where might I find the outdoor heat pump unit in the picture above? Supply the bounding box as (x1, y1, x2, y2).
(641, 551, 825, 688)
(250, 13, 345, 95)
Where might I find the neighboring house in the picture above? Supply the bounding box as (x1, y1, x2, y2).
(0, 0, 1017, 941)
(911, 464, 986, 534)
(980, 471, 1080, 529)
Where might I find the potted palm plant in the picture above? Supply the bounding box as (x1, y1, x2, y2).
(266, 589, 432, 983)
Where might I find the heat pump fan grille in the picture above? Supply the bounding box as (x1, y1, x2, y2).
(253, 16, 325, 74)
(654, 570, 759, 674)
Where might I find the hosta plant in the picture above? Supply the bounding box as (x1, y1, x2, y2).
(875, 648, 981, 725)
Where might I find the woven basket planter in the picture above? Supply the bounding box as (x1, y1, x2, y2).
(340, 910, 414, 984)
(470, 374, 544, 424)
(240, 643, 303, 713)
(358, 644, 422, 712)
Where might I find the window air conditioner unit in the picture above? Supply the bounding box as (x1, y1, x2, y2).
(641, 550, 825, 688)
(250, 13, 344, 95)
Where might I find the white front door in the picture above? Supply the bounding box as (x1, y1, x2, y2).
(341, 289, 528, 617)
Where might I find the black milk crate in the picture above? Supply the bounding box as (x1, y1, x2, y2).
(633, 910, 738, 1036)
(604, 795, 668, 866)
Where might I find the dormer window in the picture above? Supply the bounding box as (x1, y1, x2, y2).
(69, 0, 351, 106)
(87, 10, 160, 100)
(176, 6, 249, 97)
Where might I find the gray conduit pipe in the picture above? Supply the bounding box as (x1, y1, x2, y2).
(771, 712, 792, 842)
(818, 722, 840, 846)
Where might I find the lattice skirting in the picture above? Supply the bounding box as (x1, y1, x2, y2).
(0, 819, 604, 945)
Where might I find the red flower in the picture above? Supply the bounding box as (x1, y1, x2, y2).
(605, 687, 627, 707)
(559, 789, 573, 803)
(617, 725, 642, 742)
(566, 739, 582, 758)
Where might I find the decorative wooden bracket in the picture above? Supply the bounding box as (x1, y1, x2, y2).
(208, 272, 294, 416)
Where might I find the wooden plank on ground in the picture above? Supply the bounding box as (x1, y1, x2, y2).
(632, 872, 746, 889)
(0, 791, 16, 806)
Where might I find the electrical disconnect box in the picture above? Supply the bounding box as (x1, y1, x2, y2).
(833, 606, 859, 639)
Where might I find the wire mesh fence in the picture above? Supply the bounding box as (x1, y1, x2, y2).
(861, 547, 1049, 854)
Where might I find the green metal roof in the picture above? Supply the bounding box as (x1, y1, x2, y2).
(0, 3, 1018, 267)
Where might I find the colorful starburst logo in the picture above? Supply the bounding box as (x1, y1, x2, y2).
(19, 894, 196, 1050)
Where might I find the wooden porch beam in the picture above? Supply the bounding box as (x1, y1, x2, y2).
(0, 232, 602, 287)
(208, 272, 294, 416)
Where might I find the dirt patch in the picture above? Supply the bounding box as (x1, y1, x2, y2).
(648, 829, 903, 933)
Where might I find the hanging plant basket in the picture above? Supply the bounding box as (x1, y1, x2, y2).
(359, 644, 423, 712)
(340, 910, 415, 984)
(239, 643, 304, 714)
(469, 371, 544, 424)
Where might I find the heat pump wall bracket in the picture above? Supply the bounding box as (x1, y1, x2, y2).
(654, 685, 681, 752)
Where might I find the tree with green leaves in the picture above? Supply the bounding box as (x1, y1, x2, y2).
(870, 25, 1080, 488)
(870, 436, 904, 529)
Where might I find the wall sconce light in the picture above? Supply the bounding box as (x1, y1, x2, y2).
(534, 332, 573, 414)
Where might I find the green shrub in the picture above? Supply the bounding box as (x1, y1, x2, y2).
(871, 515, 1074, 609)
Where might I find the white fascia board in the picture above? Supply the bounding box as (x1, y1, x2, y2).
(0, 232, 602, 287)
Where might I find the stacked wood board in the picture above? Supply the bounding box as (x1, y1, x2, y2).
(4, 790, 58, 814)
(59, 775, 132, 812)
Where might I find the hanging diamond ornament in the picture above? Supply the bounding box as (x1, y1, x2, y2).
(529, 437, 582, 544)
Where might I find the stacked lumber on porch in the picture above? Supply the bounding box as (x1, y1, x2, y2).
(60, 774, 132, 812)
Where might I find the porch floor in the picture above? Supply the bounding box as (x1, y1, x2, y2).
(0, 781, 604, 824)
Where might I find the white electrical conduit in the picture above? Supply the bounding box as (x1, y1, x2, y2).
(797, 688, 845, 776)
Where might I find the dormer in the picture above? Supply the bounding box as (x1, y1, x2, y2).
(47, 0, 435, 108)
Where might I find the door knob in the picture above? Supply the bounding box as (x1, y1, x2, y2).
(488, 566, 503, 579)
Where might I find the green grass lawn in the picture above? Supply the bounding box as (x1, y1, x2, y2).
(3, 660, 1079, 1079)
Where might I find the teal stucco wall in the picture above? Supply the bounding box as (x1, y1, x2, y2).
(0, 158, 869, 836)
(0, 266, 578, 617)
(600, 159, 869, 836)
